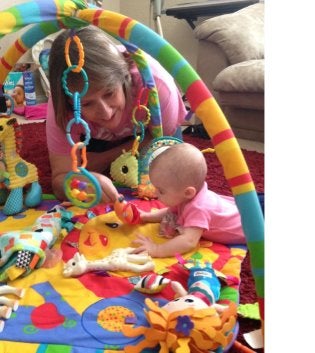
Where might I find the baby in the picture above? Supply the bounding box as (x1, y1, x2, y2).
(132, 142, 246, 258)
(6, 84, 25, 109)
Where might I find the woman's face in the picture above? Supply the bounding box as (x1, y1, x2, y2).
(80, 84, 126, 130)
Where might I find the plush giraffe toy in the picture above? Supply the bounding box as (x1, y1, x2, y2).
(0, 284, 25, 332)
(0, 117, 42, 215)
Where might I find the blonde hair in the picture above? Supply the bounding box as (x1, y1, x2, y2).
(150, 142, 207, 192)
(49, 25, 133, 131)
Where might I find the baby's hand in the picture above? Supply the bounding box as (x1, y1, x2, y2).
(132, 234, 159, 257)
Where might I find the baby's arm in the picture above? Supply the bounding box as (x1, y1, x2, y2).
(140, 208, 169, 223)
(132, 226, 203, 258)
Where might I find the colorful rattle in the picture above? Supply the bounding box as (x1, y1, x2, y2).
(114, 195, 141, 225)
(62, 32, 101, 208)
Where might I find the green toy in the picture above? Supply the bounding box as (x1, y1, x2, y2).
(237, 302, 260, 320)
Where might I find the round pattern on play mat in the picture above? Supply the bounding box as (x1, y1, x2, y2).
(97, 305, 135, 332)
(81, 292, 166, 348)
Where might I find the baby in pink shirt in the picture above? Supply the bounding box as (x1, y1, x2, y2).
(133, 142, 246, 258)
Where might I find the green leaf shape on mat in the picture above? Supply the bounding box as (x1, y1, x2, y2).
(237, 302, 260, 320)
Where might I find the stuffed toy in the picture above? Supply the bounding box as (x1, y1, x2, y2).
(110, 149, 139, 189)
(0, 205, 71, 281)
(0, 117, 42, 215)
(123, 263, 238, 353)
(114, 194, 141, 225)
(63, 247, 155, 277)
(0, 284, 25, 332)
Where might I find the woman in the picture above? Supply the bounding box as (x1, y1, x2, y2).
(47, 25, 187, 203)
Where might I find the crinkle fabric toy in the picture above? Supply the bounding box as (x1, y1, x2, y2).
(0, 205, 71, 281)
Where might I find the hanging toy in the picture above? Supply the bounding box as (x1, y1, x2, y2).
(62, 32, 101, 208)
(110, 85, 150, 190)
(110, 83, 182, 199)
(109, 42, 164, 200)
(110, 136, 140, 189)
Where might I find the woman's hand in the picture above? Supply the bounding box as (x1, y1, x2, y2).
(95, 173, 119, 204)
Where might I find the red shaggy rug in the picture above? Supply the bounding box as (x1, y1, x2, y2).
(20, 121, 264, 352)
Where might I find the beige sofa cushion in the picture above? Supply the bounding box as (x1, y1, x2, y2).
(213, 59, 264, 92)
(194, 3, 264, 64)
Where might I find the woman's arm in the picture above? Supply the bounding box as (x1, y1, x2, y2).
(49, 151, 119, 203)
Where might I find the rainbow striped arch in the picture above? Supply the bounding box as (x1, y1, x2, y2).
(0, 0, 264, 326)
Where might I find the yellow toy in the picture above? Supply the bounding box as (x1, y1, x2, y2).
(123, 297, 237, 353)
(0, 117, 42, 215)
(110, 148, 139, 189)
(123, 263, 238, 352)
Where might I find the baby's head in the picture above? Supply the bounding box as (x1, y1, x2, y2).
(12, 84, 25, 107)
(149, 143, 207, 206)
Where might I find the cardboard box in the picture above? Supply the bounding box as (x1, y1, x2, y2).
(4, 63, 38, 107)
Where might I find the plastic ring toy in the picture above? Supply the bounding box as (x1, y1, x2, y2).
(64, 168, 102, 208)
(65, 34, 85, 72)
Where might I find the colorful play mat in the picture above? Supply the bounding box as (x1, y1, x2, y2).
(0, 1, 264, 352)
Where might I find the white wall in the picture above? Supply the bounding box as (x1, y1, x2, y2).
(103, 0, 200, 69)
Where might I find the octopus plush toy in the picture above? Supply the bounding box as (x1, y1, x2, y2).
(123, 264, 238, 353)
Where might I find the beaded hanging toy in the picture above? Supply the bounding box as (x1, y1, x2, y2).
(62, 31, 102, 208)
(109, 41, 182, 200)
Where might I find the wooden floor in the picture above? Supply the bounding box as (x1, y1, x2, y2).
(238, 138, 264, 153)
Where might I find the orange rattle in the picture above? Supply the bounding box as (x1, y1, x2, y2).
(114, 195, 141, 225)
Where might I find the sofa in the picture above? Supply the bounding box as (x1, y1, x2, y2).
(194, 2, 264, 142)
